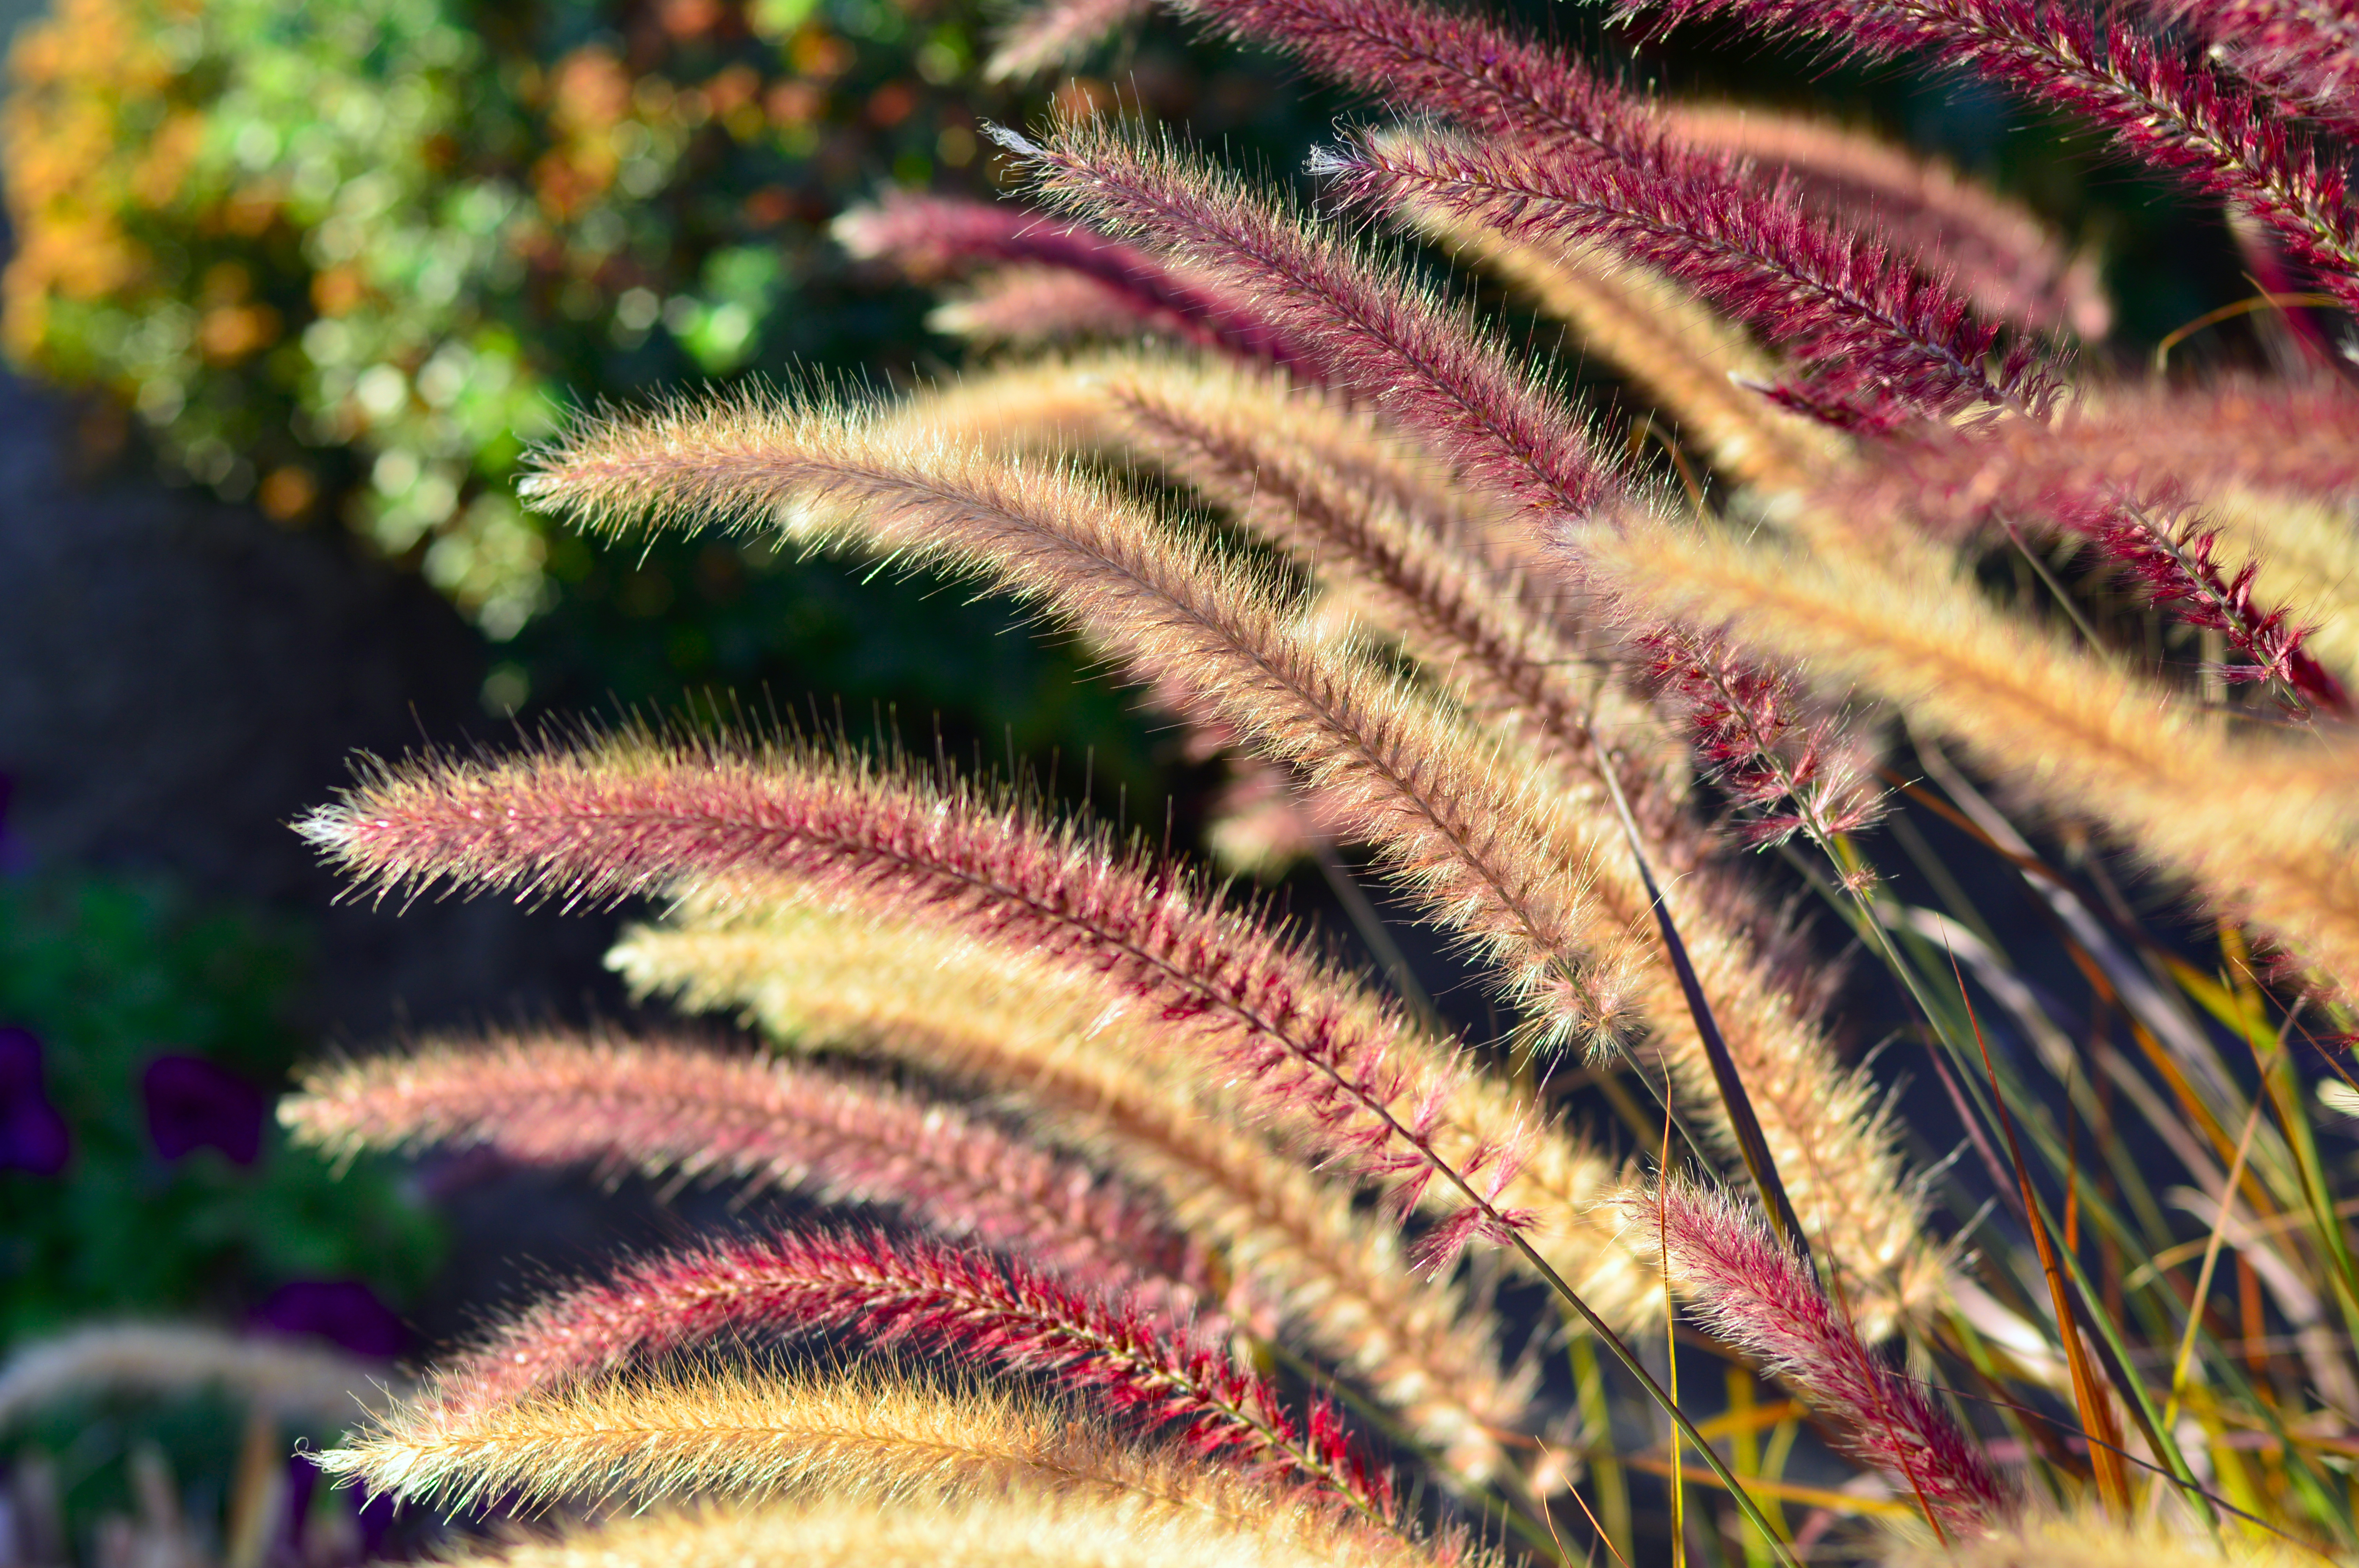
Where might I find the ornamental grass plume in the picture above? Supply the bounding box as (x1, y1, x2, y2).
(318, 1360, 1390, 1539)
(514, 367, 1941, 1327)
(928, 267, 1187, 347)
(434, 1492, 1434, 1568)
(511, 416, 1650, 1054)
(1830, 408, 2354, 710)
(832, 192, 1313, 369)
(2157, 0, 2359, 143)
(600, 898, 1547, 1477)
(1660, 104, 2112, 341)
(280, 0, 2359, 1558)
(1315, 125, 2054, 425)
(383, 1228, 1398, 1521)
(283, 1030, 1208, 1304)
(983, 121, 1623, 522)
(1620, 1179, 2011, 1539)
(985, 0, 1157, 83)
(1574, 515, 2359, 993)
(1385, 201, 1841, 496)
(300, 734, 1554, 1255)
(1624, 0, 2359, 318)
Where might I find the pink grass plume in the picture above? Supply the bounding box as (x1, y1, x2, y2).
(987, 0, 1156, 80)
(2043, 488, 2349, 713)
(1173, 0, 2059, 420)
(1635, 627, 1887, 851)
(1859, 375, 2359, 510)
(1625, 1178, 2012, 1539)
(409, 1226, 1398, 1523)
(1848, 419, 2352, 713)
(1174, 0, 1659, 158)
(1665, 103, 2110, 340)
(284, 1029, 1208, 1308)
(2154, 0, 2359, 144)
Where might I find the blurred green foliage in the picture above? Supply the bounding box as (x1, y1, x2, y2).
(0, 0, 1193, 802)
(0, 872, 441, 1342)
(2, 0, 994, 637)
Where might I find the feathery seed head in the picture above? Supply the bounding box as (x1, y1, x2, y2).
(321, 1359, 1385, 1542)
(1173, 0, 1655, 158)
(1385, 186, 1843, 499)
(283, 1029, 1207, 1306)
(1575, 510, 2359, 1004)
(304, 728, 1568, 1244)
(992, 114, 1627, 521)
(834, 190, 1315, 368)
(1839, 402, 2355, 711)
(517, 370, 1945, 1328)
(387, 1225, 1399, 1521)
(2156, 0, 2359, 143)
(609, 895, 1567, 1479)
(1319, 125, 2053, 424)
(518, 383, 1661, 1047)
(1634, 625, 1887, 848)
(1620, 1178, 2012, 1535)
(987, 0, 1156, 81)
(1623, 0, 2359, 320)
(927, 267, 1189, 347)
(1664, 103, 2110, 341)
(431, 1488, 1448, 1568)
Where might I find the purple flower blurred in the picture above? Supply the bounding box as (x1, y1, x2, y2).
(253, 1278, 407, 1359)
(0, 1025, 71, 1175)
(142, 1053, 266, 1165)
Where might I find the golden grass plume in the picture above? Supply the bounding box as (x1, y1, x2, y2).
(1577, 512, 2359, 999)
(432, 1490, 1446, 1568)
(318, 1359, 1382, 1539)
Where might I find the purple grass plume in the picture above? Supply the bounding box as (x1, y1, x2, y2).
(1665, 104, 2110, 340)
(1625, 0, 2359, 318)
(1636, 627, 1888, 851)
(834, 191, 1316, 370)
(1318, 127, 2054, 424)
(2155, 0, 2359, 143)
(1848, 416, 2352, 713)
